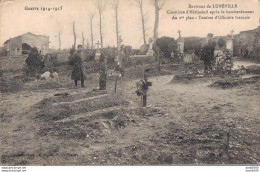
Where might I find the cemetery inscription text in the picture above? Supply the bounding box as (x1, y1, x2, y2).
(167, 4, 255, 21)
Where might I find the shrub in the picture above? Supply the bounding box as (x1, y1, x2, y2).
(153, 37, 177, 58)
(132, 49, 141, 55)
(184, 37, 202, 53)
(83, 49, 96, 61)
(25, 47, 44, 76)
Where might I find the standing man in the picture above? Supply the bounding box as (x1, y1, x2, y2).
(201, 33, 216, 74)
(70, 48, 86, 88)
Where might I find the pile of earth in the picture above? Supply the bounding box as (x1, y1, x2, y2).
(34, 91, 128, 122)
(170, 73, 205, 84)
(245, 65, 260, 74)
(33, 89, 164, 140)
(209, 76, 260, 89)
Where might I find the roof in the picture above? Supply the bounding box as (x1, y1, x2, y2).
(4, 32, 49, 45)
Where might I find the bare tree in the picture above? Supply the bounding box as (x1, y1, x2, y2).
(152, 0, 166, 40)
(94, 0, 107, 49)
(58, 28, 62, 50)
(89, 13, 95, 49)
(135, 0, 148, 45)
(82, 32, 85, 48)
(111, 0, 120, 55)
(73, 21, 77, 49)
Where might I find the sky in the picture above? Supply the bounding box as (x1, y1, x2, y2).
(0, 0, 260, 49)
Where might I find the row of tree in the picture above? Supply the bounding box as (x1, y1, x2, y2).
(58, 0, 167, 51)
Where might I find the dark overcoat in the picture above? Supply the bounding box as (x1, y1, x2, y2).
(201, 42, 215, 62)
(70, 53, 87, 81)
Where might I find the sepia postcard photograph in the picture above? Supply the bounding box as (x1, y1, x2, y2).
(0, 0, 260, 170)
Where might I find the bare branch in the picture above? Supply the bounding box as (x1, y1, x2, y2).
(135, 0, 148, 44)
(111, 0, 119, 10)
(134, 0, 142, 8)
(89, 12, 95, 19)
(73, 21, 76, 49)
(158, 0, 167, 10)
(151, 0, 167, 40)
(111, 0, 120, 55)
(89, 12, 95, 49)
(94, 0, 107, 15)
(94, 0, 107, 48)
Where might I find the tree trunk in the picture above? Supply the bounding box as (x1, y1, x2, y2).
(153, 0, 159, 40)
(90, 16, 94, 49)
(99, 13, 103, 48)
(116, 9, 119, 56)
(82, 32, 84, 48)
(140, 4, 146, 45)
(158, 47, 161, 71)
(73, 22, 76, 49)
(58, 31, 61, 50)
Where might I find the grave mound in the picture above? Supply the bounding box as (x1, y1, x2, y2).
(34, 88, 165, 139)
(209, 76, 260, 89)
(170, 74, 205, 84)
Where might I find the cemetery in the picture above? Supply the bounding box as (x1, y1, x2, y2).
(1, 1, 260, 166)
(1, 27, 260, 165)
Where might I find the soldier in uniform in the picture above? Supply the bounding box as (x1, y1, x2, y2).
(70, 48, 86, 88)
(201, 33, 216, 73)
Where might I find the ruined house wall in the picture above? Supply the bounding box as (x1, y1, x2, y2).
(21, 33, 49, 55)
(4, 33, 50, 56)
(239, 26, 260, 60)
(9, 36, 22, 56)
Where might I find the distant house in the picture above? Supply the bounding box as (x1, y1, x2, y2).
(3, 32, 49, 56)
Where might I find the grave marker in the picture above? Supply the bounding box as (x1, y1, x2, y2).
(226, 30, 234, 56)
(146, 38, 154, 56)
(177, 29, 184, 54)
(135, 69, 152, 107)
(95, 41, 101, 61)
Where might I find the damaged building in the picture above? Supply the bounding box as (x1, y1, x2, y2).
(239, 26, 260, 60)
(3, 32, 49, 56)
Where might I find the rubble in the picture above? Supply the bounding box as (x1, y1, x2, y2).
(40, 71, 50, 80)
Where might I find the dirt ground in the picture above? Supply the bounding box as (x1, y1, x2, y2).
(0, 61, 260, 165)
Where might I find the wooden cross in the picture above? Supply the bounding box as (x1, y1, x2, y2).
(178, 29, 181, 37)
(96, 41, 101, 49)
